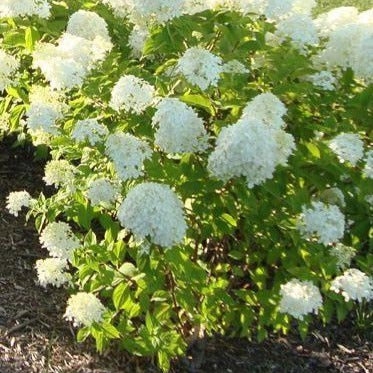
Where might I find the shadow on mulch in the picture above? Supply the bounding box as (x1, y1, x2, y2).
(0, 139, 371, 373)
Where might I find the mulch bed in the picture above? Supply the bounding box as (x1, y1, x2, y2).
(0, 139, 371, 373)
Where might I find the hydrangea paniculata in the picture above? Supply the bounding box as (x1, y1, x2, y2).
(242, 92, 287, 129)
(35, 258, 70, 288)
(26, 86, 66, 136)
(32, 11, 112, 90)
(6, 191, 32, 217)
(152, 98, 208, 154)
(0, 50, 19, 92)
(273, 14, 319, 51)
(64, 292, 106, 327)
(117, 182, 187, 247)
(331, 269, 373, 302)
(176, 47, 223, 90)
(307, 71, 337, 91)
(109, 75, 156, 114)
(105, 133, 152, 181)
(40, 222, 80, 261)
(208, 116, 295, 188)
(43, 160, 76, 188)
(329, 133, 364, 166)
(298, 201, 345, 245)
(279, 279, 323, 320)
(0, 0, 51, 19)
(330, 244, 356, 270)
(86, 178, 118, 207)
(71, 118, 109, 145)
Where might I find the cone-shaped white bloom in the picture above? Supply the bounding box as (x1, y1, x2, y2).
(118, 182, 187, 248)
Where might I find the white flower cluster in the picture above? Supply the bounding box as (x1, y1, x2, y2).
(290, 0, 316, 15)
(306, 71, 337, 91)
(272, 14, 319, 51)
(100, 0, 186, 24)
(183, 0, 316, 18)
(273, 129, 297, 166)
(237, 0, 267, 15)
(110, 75, 156, 114)
(35, 258, 70, 288)
(208, 93, 295, 188)
(131, 0, 186, 24)
(86, 178, 118, 206)
(43, 160, 75, 188)
(152, 98, 208, 153)
(182, 0, 232, 16)
(6, 191, 32, 217)
(263, 0, 294, 20)
(71, 118, 109, 146)
(329, 133, 364, 166)
(0, 0, 50, 19)
(176, 47, 223, 90)
(183, 0, 211, 15)
(363, 150, 373, 179)
(40, 222, 80, 261)
(358, 9, 373, 25)
(331, 269, 373, 302)
(330, 244, 356, 270)
(242, 92, 287, 129)
(105, 133, 152, 181)
(222, 60, 249, 74)
(298, 201, 345, 245)
(0, 50, 19, 92)
(315, 7, 358, 38)
(128, 25, 149, 58)
(118, 182, 187, 247)
(32, 40, 84, 90)
(316, 9, 373, 82)
(66, 10, 111, 42)
(100, 0, 129, 18)
(264, 0, 316, 21)
(33, 10, 112, 90)
(279, 279, 322, 320)
(64, 292, 106, 327)
(26, 86, 66, 137)
(208, 117, 294, 188)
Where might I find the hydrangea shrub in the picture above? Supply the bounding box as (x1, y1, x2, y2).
(1, 0, 372, 370)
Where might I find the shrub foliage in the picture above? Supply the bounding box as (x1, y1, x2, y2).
(1, 1, 372, 371)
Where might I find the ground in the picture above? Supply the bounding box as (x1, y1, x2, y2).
(0, 140, 372, 373)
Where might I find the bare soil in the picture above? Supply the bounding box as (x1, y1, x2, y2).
(0, 139, 371, 373)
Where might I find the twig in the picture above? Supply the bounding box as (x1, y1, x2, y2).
(6, 318, 38, 335)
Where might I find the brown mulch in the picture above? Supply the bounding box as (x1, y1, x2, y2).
(0, 139, 372, 373)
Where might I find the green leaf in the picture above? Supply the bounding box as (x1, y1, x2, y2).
(113, 282, 130, 311)
(336, 303, 349, 322)
(77, 327, 91, 342)
(157, 350, 171, 372)
(298, 320, 309, 340)
(180, 94, 216, 115)
(101, 322, 120, 339)
(221, 213, 237, 227)
(306, 143, 321, 159)
(25, 27, 40, 52)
